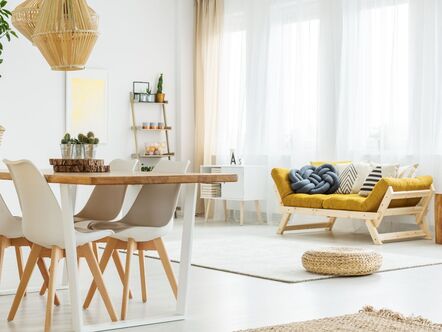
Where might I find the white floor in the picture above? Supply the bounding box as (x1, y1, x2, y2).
(0, 218, 441, 331)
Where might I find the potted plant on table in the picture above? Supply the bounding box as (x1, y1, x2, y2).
(155, 73, 165, 103)
(83, 131, 99, 159)
(60, 133, 74, 159)
(0, 0, 18, 77)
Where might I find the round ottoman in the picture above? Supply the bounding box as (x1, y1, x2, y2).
(302, 247, 383, 276)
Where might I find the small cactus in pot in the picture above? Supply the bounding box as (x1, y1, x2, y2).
(60, 133, 74, 159)
(83, 131, 99, 159)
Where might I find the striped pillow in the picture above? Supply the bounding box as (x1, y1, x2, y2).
(359, 165, 398, 197)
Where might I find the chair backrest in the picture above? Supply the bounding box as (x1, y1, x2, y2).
(4, 159, 64, 248)
(0, 193, 17, 225)
(75, 159, 138, 221)
(121, 160, 190, 227)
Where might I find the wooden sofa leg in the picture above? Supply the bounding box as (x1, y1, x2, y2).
(365, 220, 383, 245)
(417, 215, 432, 240)
(277, 213, 291, 235)
(327, 217, 336, 231)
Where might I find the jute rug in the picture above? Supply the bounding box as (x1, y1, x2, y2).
(239, 306, 442, 331)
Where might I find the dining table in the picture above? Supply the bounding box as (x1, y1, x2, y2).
(0, 169, 237, 332)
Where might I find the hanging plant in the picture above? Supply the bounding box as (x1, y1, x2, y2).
(0, 0, 18, 76)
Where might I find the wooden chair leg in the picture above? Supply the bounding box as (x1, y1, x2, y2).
(14, 247, 26, 297)
(82, 243, 118, 322)
(0, 237, 7, 283)
(277, 213, 291, 235)
(36, 258, 60, 306)
(44, 247, 62, 332)
(121, 239, 136, 320)
(112, 250, 133, 299)
(92, 242, 99, 259)
(138, 249, 147, 303)
(83, 239, 115, 309)
(8, 244, 42, 321)
(153, 238, 177, 299)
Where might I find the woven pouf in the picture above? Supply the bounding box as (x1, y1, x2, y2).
(302, 247, 383, 276)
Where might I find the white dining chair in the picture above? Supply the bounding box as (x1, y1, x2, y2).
(74, 158, 139, 223)
(4, 159, 119, 331)
(0, 193, 60, 302)
(83, 160, 190, 320)
(68, 158, 139, 300)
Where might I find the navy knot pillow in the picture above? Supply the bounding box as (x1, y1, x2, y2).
(289, 164, 340, 194)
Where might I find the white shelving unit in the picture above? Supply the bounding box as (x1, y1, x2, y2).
(130, 93, 174, 164)
(200, 165, 267, 225)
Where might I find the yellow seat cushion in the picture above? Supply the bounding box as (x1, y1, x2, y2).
(283, 194, 330, 209)
(322, 194, 367, 211)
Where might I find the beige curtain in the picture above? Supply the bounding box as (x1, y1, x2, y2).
(194, 0, 224, 214)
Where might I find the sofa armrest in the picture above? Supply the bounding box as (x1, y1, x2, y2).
(271, 168, 293, 200)
(363, 176, 433, 212)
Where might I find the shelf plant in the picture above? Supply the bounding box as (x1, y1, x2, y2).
(0, 0, 18, 77)
(155, 73, 165, 103)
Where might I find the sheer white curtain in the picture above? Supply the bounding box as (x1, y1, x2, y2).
(216, 0, 442, 220)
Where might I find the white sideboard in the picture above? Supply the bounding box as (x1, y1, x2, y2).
(200, 165, 266, 225)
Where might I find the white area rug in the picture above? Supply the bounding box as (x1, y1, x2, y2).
(157, 220, 442, 283)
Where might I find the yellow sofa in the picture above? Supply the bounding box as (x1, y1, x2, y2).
(272, 168, 434, 244)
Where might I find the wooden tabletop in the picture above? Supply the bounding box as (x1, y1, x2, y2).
(0, 170, 238, 185)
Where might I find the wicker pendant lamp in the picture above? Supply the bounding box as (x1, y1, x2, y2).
(32, 0, 99, 71)
(11, 0, 43, 42)
(12, 0, 98, 44)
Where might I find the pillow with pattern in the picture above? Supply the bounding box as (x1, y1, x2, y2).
(359, 164, 399, 197)
(336, 162, 372, 194)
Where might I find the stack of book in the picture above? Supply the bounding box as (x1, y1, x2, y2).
(201, 167, 222, 198)
(201, 183, 221, 198)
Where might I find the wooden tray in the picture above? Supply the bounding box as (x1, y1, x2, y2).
(49, 159, 110, 173)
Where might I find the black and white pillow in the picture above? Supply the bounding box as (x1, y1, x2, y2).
(336, 164, 358, 194)
(359, 165, 398, 197)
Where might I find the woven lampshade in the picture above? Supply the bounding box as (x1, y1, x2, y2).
(12, 0, 98, 44)
(11, 0, 43, 42)
(32, 0, 99, 71)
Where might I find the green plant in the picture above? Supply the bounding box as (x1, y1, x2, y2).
(157, 73, 163, 94)
(78, 131, 99, 144)
(0, 0, 18, 76)
(61, 133, 71, 144)
(146, 87, 152, 95)
(78, 133, 89, 144)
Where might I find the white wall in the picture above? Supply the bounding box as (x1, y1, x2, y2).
(0, 0, 195, 214)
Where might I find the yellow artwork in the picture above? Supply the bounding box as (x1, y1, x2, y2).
(66, 69, 108, 143)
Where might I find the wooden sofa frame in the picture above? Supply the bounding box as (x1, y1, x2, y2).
(275, 185, 435, 245)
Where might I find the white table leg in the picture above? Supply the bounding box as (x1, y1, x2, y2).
(176, 183, 197, 315)
(60, 184, 83, 332)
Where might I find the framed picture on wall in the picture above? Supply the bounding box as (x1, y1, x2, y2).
(66, 69, 109, 143)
